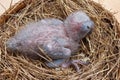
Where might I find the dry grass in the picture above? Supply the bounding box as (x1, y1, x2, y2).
(0, 0, 120, 80)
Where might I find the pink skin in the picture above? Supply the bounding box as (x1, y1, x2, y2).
(6, 11, 94, 72)
(46, 11, 94, 71)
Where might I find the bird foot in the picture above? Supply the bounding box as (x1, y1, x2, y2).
(46, 59, 90, 72)
(61, 59, 90, 72)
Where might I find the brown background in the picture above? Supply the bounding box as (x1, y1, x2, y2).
(0, 0, 120, 22)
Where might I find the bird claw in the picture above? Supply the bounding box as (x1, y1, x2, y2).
(61, 59, 90, 72)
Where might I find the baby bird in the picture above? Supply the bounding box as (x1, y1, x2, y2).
(6, 11, 94, 71)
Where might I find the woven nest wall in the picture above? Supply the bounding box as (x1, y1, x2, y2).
(0, 0, 120, 80)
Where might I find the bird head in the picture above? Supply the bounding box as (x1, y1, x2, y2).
(64, 11, 94, 40)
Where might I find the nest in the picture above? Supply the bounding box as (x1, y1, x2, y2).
(0, 0, 120, 80)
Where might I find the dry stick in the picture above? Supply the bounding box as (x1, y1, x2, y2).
(29, 48, 51, 62)
(38, 46, 52, 61)
(0, 49, 1, 61)
(102, 57, 120, 80)
(0, 0, 33, 25)
(29, 48, 59, 67)
(10, 55, 53, 73)
(16, 4, 32, 21)
(10, 0, 13, 8)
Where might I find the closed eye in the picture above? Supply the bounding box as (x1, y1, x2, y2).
(87, 26, 90, 29)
